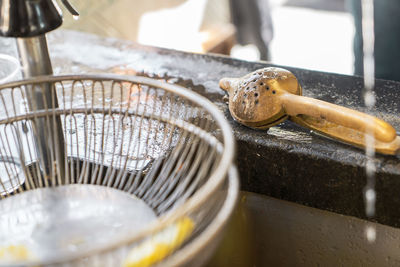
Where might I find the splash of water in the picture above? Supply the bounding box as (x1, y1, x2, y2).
(361, 0, 376, 243)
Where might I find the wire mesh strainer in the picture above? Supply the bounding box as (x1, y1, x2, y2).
(0, 75, 236, 266)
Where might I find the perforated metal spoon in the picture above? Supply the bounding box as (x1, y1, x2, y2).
(220, 67, 400, 155)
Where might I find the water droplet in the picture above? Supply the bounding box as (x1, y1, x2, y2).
(73, 15, 80, 20)
(361, 0, 377, 242)
(365, 225, 376, 243)
(365, 188, 376, 202)
(364, 91, 376, 107)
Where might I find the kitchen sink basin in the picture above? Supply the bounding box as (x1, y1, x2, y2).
(207, 191, 400, 266)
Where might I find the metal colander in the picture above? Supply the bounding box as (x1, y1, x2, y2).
(0, 75, 237, 266)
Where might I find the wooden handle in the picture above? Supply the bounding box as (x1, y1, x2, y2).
(280, 93, 397, 143)
(291, 115, 400, 155)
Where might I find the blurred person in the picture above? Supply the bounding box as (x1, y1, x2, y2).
(229, 0, 274, 60)
(349, 0, 400, 81)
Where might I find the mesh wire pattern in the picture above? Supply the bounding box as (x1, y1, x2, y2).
(0, 75, 235, 266)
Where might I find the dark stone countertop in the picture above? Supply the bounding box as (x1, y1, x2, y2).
(2, 30, 400, 227)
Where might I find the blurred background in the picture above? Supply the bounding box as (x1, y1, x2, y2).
(57, 0, 397, 79)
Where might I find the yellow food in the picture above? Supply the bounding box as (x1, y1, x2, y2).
(0, 244, 35, 262)
(123, 217, 194, 267)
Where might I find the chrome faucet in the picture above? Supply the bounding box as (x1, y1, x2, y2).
(0, 0, 79, 182)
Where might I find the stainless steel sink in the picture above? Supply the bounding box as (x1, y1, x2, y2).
(207, 191, 400, 266)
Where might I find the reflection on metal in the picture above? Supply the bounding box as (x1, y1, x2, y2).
(17, 36, 66, 181)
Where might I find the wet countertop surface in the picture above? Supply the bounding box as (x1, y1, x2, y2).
(2, 30, 400, 227)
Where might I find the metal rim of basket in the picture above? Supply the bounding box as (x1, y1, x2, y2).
(0, 74, 236, 265)
(159, 166, 239, 267)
